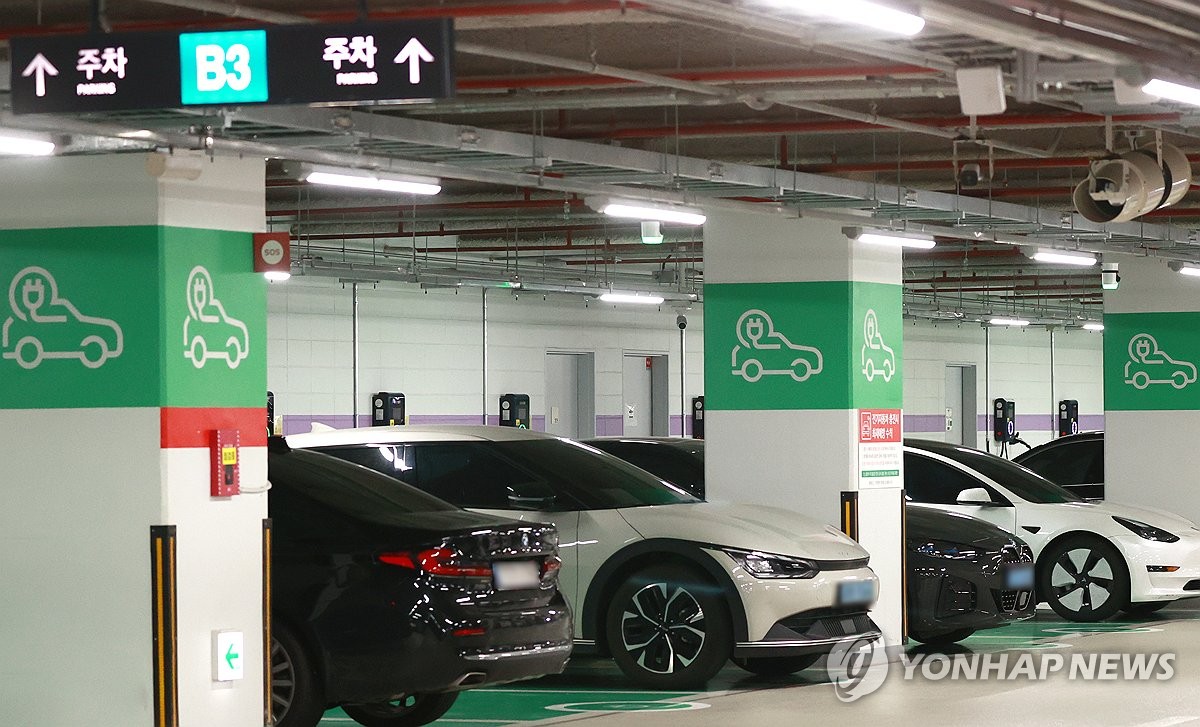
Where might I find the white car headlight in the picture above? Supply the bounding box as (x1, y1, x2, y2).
(1113, 516, 1179, 543)
(724, 549, 818, 579)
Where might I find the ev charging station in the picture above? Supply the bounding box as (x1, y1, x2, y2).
(499, 394, 531, 428)
(372, 392, 406, 426)
(1058, 399, 1080, 437)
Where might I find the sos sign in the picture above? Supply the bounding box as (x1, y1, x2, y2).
(179, 30, 268, 105)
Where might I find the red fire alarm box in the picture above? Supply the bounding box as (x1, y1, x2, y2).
(212, 429, 241, 497)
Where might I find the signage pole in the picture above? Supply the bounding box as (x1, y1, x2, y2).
(352, 282, 360, 428)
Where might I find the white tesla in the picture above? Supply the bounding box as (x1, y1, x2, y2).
(906, 439, 1200, 621)
(286, 425, 881, 688)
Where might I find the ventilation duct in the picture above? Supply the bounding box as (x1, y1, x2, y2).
(1073, 143, 1192, 223)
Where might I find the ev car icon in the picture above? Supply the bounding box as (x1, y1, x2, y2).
(860, 309, 896, 382)
(1, 266, 124, 370)
(183, 266, 250, 369)
(1124, 333, 1197, 390)
(731, 309, 823, 383)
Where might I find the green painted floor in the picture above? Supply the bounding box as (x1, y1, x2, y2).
(319, 603, 1196, 726)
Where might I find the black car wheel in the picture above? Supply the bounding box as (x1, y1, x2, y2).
(731, 654, 821, 676)
(271, 624, 325, 727)
(606, 564, 732, 689)
(342, 692, 459, 727)
(1123, 601, 1171, 617)
(909, 628, 975, 645)
(1038, 536, 1129, 622)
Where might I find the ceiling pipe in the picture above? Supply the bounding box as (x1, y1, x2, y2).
(457, 64, 940, 91)
(801, 153, 1200, 174)
(267, 198, 588, 217)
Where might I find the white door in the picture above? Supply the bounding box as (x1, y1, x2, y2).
(622, 355, 654, 437)
(546, 352, 595, 438)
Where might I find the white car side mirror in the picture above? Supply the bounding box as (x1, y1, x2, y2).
(957, 487, 996, 506)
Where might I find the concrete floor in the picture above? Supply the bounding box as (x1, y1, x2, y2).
(320, 602, 1200, 727)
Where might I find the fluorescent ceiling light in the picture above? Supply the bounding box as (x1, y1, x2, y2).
(1142, 78, 1200, 107)
(599, 292, 665, 305)
(763, 0, 925, 36)
(264, 271, 292, 282)
(854, 231, 936, 250)
(0, 133, 55, 156)
(1083, 322, 1105, 331)
(1031, 249, 1098, 266)
(305, 166, 441, 196)
(587, 197, 706, 225)
(989, 317, 1030, 327)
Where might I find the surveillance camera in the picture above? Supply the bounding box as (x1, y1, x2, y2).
(1102, 262, 1120, 290)
(676, 314, 688, 330)
(958, 163, 983, 188)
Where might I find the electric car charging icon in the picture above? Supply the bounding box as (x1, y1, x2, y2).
(1, 266, 124, 370)
(183, 266, 250, 369)
(860, 309, 896, 382)
(731, 309, 823, 383)
(1124, 333, 1197, 390)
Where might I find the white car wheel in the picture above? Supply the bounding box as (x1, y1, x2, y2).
(1038, 536, 1129, 622)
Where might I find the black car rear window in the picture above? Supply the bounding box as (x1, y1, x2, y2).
(931, 445, 1081, 504)
(269, 448, 458, 525)
(590, 441, 706, 499)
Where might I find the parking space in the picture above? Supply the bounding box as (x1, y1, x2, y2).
(316, 604, 1200, 726)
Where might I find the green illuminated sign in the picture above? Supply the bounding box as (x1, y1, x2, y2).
(1105, 311, 1200, 411)
(179, 30, 268, 106)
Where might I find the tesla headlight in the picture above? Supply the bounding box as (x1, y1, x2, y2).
(1113, 516, 1179, 543)
(913, 539, 978, 559)
(725, 549, 818, 579)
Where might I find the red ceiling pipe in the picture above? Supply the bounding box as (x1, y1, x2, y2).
(1, 1, 641, 39)
(803, 153, 1200, 175)
(459, 64, 938, 90)
(268, 198, 586, 218)
(565, 257, 703, 265)
(914, 248, 1024, 260)
(907, 272, 1096, 285)
(1144, 207, 1200, 218)
(915, 284, 1101, 293)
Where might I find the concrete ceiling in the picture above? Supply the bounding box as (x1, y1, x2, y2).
(4, 0, 1200, 325)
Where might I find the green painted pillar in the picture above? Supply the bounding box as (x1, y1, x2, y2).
(704, 212, 905, 646)
(0, 153, 268, 726)
(1105, 256, 1200, 525)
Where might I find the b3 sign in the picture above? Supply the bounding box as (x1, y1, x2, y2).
(179, 31, 269, 106)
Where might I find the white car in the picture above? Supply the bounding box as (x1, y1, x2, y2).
(286, 425, 880, 688)
(906, 439, 1200, 621)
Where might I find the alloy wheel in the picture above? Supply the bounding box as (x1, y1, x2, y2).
(271, 636, 298, 720)
(620, 582, 707, 675)
(1050, 547, 1114, 615)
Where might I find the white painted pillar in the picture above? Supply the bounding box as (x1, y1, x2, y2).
(0, 152, 268, 727)
(703, 212, 906, 646)
(1104, 255, 1200, 524)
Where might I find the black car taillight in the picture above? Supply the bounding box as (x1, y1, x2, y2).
(379, 547, 493, 578)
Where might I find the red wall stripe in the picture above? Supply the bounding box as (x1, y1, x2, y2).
(161, 407, 268, 449)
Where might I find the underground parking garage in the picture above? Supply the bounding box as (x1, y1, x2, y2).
(4, 2, 1200, 726)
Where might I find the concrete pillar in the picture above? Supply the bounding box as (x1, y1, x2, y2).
(703, 212, 905, 646)
(1104, 256, 1200, 523)
(0, 152, 268, 726)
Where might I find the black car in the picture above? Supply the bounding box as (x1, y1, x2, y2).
(268, 441, 572, 727)
(1013, 431, 1105, 500)
(587, 436, 1035, 644)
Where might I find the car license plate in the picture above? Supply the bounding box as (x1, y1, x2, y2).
(1006, 564, 1035, 590)
(493, 560, 541, 591)
(838, 580, 875, 606)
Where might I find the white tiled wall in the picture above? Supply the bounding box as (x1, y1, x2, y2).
(268, 278, 1103, 445)
(902, 320, 1105, 449)
(268, 276, 704, 433)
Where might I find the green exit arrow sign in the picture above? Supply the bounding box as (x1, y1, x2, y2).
(213, 630, 245, 682)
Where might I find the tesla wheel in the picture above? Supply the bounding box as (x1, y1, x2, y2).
(79, 335, 107, 368)
(189, 337, 207, 368)
(740, 360, 763, 382)
(732, 654, 821, 676)
(1123, 601, 1171, 617)
(606, 563, 732, 689)
(14, 337, 43, 369)
(910, 628, 975, 645)
(1038, 536, 1130, 622)
(271, 623, 325, 727)
(342, 693, 459, 727)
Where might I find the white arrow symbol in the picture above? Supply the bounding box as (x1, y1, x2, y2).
(393, 37, 434, 85)
(22, 53, 60, 98)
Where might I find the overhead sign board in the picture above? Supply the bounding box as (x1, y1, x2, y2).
(10, 19, 454, 114)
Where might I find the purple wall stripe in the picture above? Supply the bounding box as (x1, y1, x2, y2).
(904, 414, 946, 433)
(595, 414, 625, 436)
